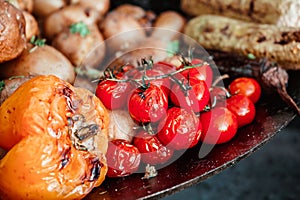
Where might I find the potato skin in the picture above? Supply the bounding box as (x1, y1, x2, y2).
(43, 5, 99, 40)
(52, 24, 105, 69)
(0, 0, 26, 63)
(0, 44, 76, 84)
(22, 11, 39, 41)
(32, 0, 66, 18)
(0, 75, 34, 105)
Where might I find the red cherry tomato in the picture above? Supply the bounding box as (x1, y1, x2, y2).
(133, 131, 174, 165)
(228, 77, 261, 103)
(157, 107, 202, 150)
(200, 107, 238, 144)
(153, 61, 177, 73)
(106, 139, 141, 177)
(170, 78, 210, 113)
(133, 68, 171, 95)
(226, 94, 256, 127)
(96, 79, 132, 110)
(128, 84, 168, 123)
(208, 86, 230, 108)
(181, 58, 213, 88)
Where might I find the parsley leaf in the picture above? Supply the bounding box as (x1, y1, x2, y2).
(30, 36, 46, 46)
(69, 22, 90, 37)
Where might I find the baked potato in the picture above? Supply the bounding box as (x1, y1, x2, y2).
(0, 43, 76, 84)
(52, 23, 105, 69)
(0, 75, 34, 105)
(0, 0, 26, 63)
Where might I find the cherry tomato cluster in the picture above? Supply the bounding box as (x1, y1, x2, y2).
(95, 58, 261, 177)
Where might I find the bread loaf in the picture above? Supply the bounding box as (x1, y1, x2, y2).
(181, 0, 300, 28)
(184, 15, 300, 70)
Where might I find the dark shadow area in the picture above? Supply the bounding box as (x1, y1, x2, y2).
(164, 116, 300, 200)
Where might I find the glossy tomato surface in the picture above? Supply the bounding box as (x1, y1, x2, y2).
(157, 107, 202, 150)
(228, 77, 261, 103)
(106, 139, 141, 178)
(200, 107, 238, 144)
(180, 58, 213, 88)
(133, 131, 174, 165)
(170, 78, 210, 113)
(96, 79, 132, 110)
(227, 94, 256, 127)
(128, 84, 168, 123)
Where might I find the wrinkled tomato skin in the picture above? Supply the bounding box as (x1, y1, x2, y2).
(153, 61, 177, 73)
(96, 79, 132, 110)
(170, 79, 210, 113)
(128, 84, 168, 123)
(106, 139, 141, 178)
(229, 77, 261, 103)
(200, 107, 238, 145)
(157, 107, 202, 150)
(226, 94, 256, 127)
(133, 68, 171, 96)
(181, 59, 213, 88)
(133, 131, 174, 165)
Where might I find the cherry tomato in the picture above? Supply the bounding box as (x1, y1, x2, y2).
(153, 61, 177, 73)
(157, 107, 202, 150)
(209, 86, 229, 108)
(181, 58, 213, 88)
(133, 68, 171, 95)
(96, 79, 132, 110)
(170, 78, 210, 113)
(133, 131, 174, 165)
(106, 139, 141, 177)
(200, 107, 238, 144)
(226, 94, 256, 127)
(228, 77, 261, 103)
(128, 84, 168, 123)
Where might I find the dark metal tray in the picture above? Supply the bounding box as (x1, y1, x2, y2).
(84, 55, 300, 199)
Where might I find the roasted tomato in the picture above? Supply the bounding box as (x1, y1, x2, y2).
(226, 94, 256, 127)
(200, 107, 238, 145)
(133, 130, 174, 165)
(157, 107, 202, 150)
(96, 79, 133, 110)
(0, 75, 109, 199)
(180, 58, 213, 88)
(170, 78, 210, 113)
(228, 77, 261, 103)
(106, 139, 141, 177)
(133, 68, 171, 95)
(128, 84, 168, 123)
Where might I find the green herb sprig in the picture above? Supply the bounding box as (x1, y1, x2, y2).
(69, 22, 90, 37)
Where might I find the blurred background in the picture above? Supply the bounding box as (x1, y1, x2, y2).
(163, 116, 300, 200)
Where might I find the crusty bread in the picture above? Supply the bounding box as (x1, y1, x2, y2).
(184, 15, 300, 70)
(181, 0, 300, 28)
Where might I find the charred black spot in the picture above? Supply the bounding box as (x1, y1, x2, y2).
(75, 124, 99, 141)
(275, 31, 300, 45)
(59, 147, 71, 170)
(257, 35, 266, 43)
(248, 0, 254, 17)
(138, 91, 146, 100)
(220, 25, 229, 35)
(89, 159, 103, 182)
